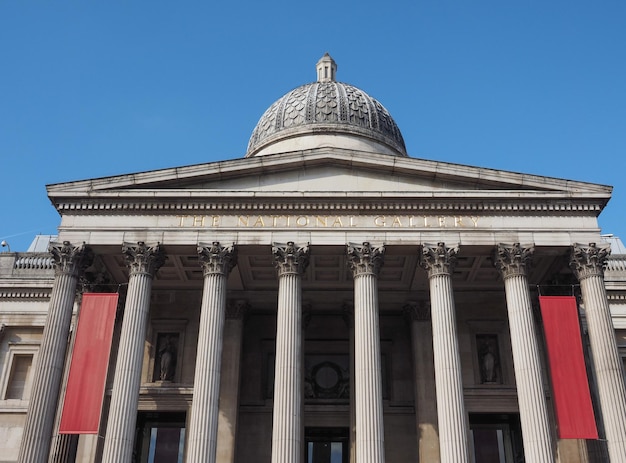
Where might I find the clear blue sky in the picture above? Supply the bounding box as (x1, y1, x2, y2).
(1, 2, 625, 252)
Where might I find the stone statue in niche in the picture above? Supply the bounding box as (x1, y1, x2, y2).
(155, 333, 178, 382)
(477, 334, 501, 384)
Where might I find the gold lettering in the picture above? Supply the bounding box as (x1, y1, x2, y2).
(438, 216, 446, 227)
(423, 216, 430, 227)
(253, 216, 266, 227)
(455, 217, 464, 227)
(374, 216, 386, 227)
(409, 216, 415, 227)
(350, 216, 358, 227)
(177, 215, 186, 227)
(271, 215, 281, 227)
(238, 216, 249, 227)
(470, 216, 479, 228)
(392, 216, 403, 227)
(286, 216, 291, 227)
(331, 216, 344, 227)
(211, 215, 220, 227)
(296, 216, 308, 227)
(315, 216, 328, 227)
(193, 215, 205, 227)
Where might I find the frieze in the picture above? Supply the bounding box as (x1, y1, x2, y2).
(174, 214, 481, 229)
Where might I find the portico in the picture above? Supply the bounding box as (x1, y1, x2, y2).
(12, 55, 626, 463)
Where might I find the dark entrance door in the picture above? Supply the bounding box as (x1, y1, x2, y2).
(305, 427, 349, 463)
(469, 413, 525, 463)
(134, 411, 186, 463)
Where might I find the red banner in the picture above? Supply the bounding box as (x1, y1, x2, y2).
(59, 293, 118, 434)
(539, 296, 598, 439)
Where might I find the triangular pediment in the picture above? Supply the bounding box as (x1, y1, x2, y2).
(47, 148, 611, 198)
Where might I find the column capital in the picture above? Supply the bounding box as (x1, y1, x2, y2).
(198, 242, 237, 276)
(403, 301, 431, 322)
(570, 242, 611, 281)
(272, 241, 310, 276)
(49, 241, 92, 277)
(347, 242, 385, 278)
(122, 242, 166, 277)
(226, 299, 250, 320)
(494, 243, 534, 279)
(420, 242, 459, 277)
(342, 301, 354, 328)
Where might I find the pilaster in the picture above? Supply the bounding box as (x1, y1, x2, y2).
(404, 302, 440, 463)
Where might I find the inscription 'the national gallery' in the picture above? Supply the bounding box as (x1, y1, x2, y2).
(176, 214, 480, 229)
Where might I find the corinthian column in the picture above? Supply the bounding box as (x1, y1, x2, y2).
(186, 242, 236, 463)
(571, 243, 626, 462)
(494, 243, 554, 463)
(347, 242, 386, 463)
(102, 242, 165, 463)
(420, 242, 469, 463)
(271, 242, 309, 463)
(18, 242, 90, 463)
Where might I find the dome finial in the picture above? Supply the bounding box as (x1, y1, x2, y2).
(316, 53, 337, 82)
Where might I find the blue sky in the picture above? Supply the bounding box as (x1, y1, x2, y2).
(1, 2, 625, 251)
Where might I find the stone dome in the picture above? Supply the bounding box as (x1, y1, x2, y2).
(246, 54, 407, 158)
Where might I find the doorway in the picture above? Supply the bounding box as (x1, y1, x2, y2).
(305, 427, 349, 463)
(469, 414, 524, 463)
(134, 411, 186, 463)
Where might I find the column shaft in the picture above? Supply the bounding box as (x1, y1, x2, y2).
(272, 272, 303, 463)
(348, 242, 386, 463)
(429, 274, 470, 463)
(572, 242, 626, 462)
(421, 243, 469, 463)
(354, 273, 385, 462)
(503, 274, 554, 462)
(18, 242, 87, 463)
(102, 243, 164, 463)
(496, 243, 554, 463)
(186, 243, 236, 463)
(271, 242, 309, 463)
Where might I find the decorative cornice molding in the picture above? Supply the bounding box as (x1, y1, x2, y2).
(494, 243, 534, 279)
(347, 242, 385, 278)
(54, 198, 606, 215)
(570, 242, 611, 281)
(0, 290, 52, 300)
(272, 241, 310, 276)
(49, 241, 92, 277)
(420, 242, 459, 277)
(198, 242, 237, 276)
(122, 242, 166, 277)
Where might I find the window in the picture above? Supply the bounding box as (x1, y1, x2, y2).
(5, 354, 33, 399)
(0, 342, 39, 404)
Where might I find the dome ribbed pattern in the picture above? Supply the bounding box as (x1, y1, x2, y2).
(246, 81, 407, 157)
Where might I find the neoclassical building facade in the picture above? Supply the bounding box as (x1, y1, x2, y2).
(2, 54, 626, 463)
